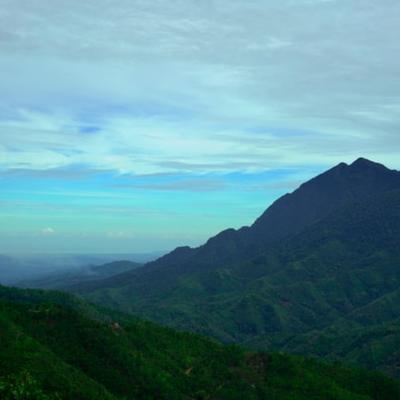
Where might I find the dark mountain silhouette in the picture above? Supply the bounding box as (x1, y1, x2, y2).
(131, 158, 400, 274)
(67, 158, 400, 288)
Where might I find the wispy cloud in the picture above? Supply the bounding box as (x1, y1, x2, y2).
(1, 0, 399, 176)
(41, 227, 55, 236)
(117, 178, 227, 192)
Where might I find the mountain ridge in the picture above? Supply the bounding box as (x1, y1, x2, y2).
(22, 158, 400, 378)
(65, 158, 400, 292)
(144, 158, 400, 272)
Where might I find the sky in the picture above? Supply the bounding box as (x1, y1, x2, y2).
(0, 0, 399, 253)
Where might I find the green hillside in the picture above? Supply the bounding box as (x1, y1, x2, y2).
(0, 285, 399, 399)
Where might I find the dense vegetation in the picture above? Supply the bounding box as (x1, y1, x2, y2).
(0, 285, 399, 399)
(52, 159, 400, 377)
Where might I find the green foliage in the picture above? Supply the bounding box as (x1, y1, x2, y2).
(0, 286, 399, 399)
(0, 372, 60, 400)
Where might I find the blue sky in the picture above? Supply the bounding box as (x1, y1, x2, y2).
(0, 0, 399, 253)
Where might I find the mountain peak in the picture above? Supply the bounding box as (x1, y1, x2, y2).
(350, 157, 388, 171)
(251, 158, 400, 239)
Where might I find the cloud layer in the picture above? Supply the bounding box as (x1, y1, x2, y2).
(1, 0, 399, 175)
(1, 0, 400, 252)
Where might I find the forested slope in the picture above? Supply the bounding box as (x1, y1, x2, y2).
(0, 285, 399, 399)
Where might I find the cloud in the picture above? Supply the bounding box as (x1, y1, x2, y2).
(0, 167, 107, 180)
(41, 227, 55, 236)
(249, 180, 306, 191)
(0, 0, 399, 177)
(118, 178, 227, 192)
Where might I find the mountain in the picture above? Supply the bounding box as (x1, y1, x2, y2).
(29, 158, 400, 376)
(69, 158, 400, 288)
(0, 252, 160, 286)
(19, 260, 142, 290)
(136, 157, 400, 273)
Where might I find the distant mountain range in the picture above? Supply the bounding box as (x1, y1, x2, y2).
(0, 252, 163, 286)
(25, 158, 400, 377)
(18, 260, 143, 290)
